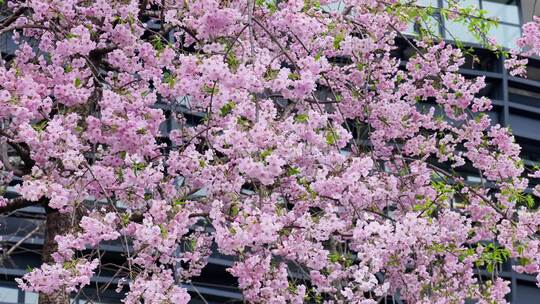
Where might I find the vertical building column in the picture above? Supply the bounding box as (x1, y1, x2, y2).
(501, 56, 510, 127)
(510, 260, 519, 303)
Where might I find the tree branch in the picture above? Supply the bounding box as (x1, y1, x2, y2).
(0, 197, 43, 215)
(88, 44, 117, 61)
(6, 141, 33, 174)
(0, 142, 24, 176)
(0, 7, 28, 30)
(0, 222, 43, 261)
(0, 24, 49, 37)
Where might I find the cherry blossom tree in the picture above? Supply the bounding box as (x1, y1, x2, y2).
(1, 0, 540, 303)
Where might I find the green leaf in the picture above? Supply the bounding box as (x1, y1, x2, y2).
(294, 113, 309, 123)
(136, 128, 147, 135)
(236, 116, 251, 128)
(260, 148, 273, 161)
(438, 143, 446, 155)
(287, 166, 301, 176)
(162, 72, 176, 89)
(264, 69, 280, 81)
(333, 32, 345, 50)
(152, 36, 165, 52)
(202, 84, 218, 95)
(413, 199, 437, 216)
(173, 199, 187, 207)
(32, 120, 48, 132)
(132, 162, 146, 173)
(267, 0, 277, 12)
(517, 245, 524, 255)
(115, 168, 124, 181)
(475, 113, 486, 123)
(458, 248, 475, 262)
(65, 33, 79, 39)
(229, 204, 239, 217)
(288, 281, 298, 293)
(159, 224, 168, 238)
(477, 243, 510, 273)
(288, 73, 300, 80)
(120, 213, 130, 225)
(126, 14, 135, 26)
(220, 101, 235, 117)
(226, 52, 240, 72)
(63, 260, 77, 269)
(74, 78, 82, 88)
(518, 257, 532, 266)
(186, 238, 197, 251)
(255, 0, 277, 12)
(325, 131, 337, 145)
(303, 0, 321, 11)
(329, 252, 340, 263)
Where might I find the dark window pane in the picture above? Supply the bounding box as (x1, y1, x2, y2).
(509, 82, 540, 107)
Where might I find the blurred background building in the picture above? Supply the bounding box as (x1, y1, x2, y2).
(1, 1, 540, 303)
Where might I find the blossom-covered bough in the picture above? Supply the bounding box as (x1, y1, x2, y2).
(1, 0, 540, 303)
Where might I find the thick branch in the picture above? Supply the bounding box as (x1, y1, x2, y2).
(88, 44, 117, 61)
(6, 141, 34, 174)
(0, 7, 28, 30)
(40, 205, 71, 304)
(0, 197, 42, 215)
(129, 212, 208, 223)
(0, 24, 49, 37)
(0, 143, 25, 176)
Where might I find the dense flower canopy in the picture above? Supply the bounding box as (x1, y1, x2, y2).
(1, 0, 540, 303)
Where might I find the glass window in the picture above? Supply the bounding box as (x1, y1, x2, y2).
(422, 15, 442, 36)
(482, 0, 520, 24)
(443, 0, 480, 9)
(488, 24, 521, 48)
(525, 61, 540, 81)
(508, 82, 540, 107)
(0, 286, 19, 303)
(418, 0, 439, 8)
(444, 20, 478, 44)
(405, 22, 417, 35)
(440, 0, 521, 47)
(24, 292, 39, 304)
(406, 14, 442, 37)
(322, 1, 345, 13)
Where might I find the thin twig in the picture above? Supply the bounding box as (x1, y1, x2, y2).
(0, 222, 43, 261)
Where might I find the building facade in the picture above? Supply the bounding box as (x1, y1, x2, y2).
(1, 1, 540, 303)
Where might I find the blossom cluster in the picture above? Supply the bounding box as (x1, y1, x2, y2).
(0, 0, 539, 303)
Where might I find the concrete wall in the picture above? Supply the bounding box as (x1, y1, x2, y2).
(521, 0, 540, 23)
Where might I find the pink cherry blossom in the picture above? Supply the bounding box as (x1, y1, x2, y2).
(0, 0, 538, 303)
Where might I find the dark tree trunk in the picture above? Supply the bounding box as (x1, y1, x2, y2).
(39, 206, 71, 304)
